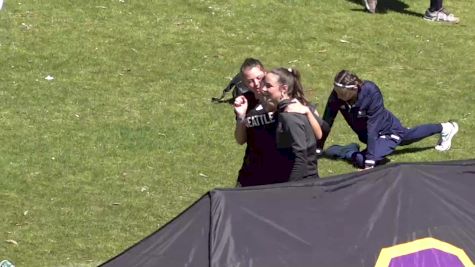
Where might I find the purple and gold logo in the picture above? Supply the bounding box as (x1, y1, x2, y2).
(375, 238, 474, 267)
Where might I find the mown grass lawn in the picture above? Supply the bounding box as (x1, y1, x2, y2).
(0, 0, 474, 266)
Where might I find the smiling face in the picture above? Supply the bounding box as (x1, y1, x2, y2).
(262, 72, 287, 104)
(242, 66, 266, 96)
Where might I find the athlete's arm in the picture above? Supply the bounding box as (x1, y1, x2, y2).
(234, 96, 248, 145)
(319, 91, 340, 148)
(285, 101, 322, 140)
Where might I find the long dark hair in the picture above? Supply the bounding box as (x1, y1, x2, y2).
(333, 70, 363, 89)
(269, 67, 309, 105)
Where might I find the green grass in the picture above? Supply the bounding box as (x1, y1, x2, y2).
(0, 0, 474, 266)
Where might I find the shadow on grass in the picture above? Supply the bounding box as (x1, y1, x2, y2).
(346, 0, 424, 18)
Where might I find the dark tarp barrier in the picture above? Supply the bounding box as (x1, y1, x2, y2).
(101, 160, 475, 267)
(101, 195, 211, 266)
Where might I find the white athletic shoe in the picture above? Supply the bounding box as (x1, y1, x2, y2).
(423, 8, 460, 24)
(435, 121, 458, 151)
(363, 0, 377, 13)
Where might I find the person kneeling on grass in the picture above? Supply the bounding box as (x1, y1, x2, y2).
(318, 69, 459, 170)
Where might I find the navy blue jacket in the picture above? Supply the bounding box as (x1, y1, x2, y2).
(320, 81, 405, 163)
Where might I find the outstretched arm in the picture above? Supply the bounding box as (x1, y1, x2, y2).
(319, 91, 340, 149)
(359, 83, 385, 169)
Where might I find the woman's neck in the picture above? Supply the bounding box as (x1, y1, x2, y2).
(279, 95, 290, 102)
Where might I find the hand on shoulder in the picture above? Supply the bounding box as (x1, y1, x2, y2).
(285, 99, 310, 115)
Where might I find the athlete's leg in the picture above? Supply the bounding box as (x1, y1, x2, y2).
(429, 0, 443, 11)
(400, 124, 442, 146)
(424, 0, 459, 23)
(350, 136, 398, 168)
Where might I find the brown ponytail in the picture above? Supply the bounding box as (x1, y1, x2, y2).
(270, 67, 309, 105)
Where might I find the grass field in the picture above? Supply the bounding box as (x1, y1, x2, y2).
(1, 0, 474, 266)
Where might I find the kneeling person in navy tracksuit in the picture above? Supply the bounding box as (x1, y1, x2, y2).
(319, 70, 459, 170)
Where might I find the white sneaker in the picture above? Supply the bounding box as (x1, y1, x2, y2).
(435, 122, 459, 151)
(423, 8, 460, 23)
(363, 0, 377, 13)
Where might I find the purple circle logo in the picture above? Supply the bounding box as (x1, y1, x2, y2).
(375, 238, 474, 267)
